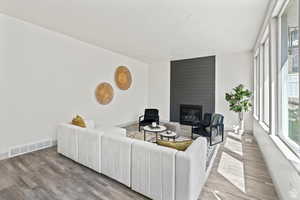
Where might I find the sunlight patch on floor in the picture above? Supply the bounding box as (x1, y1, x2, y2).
(217, 152, 245, 193)
(224, 137, 243, 156)
(227, 131, 242, 141)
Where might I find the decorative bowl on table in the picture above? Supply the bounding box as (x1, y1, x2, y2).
(149, 122, 159, 129)
(152, 122, 157, 127)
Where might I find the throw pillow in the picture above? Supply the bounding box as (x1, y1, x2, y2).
(157, 140, 193, 151)
(71, 115, 86, 128)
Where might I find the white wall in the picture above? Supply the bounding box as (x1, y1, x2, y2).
(148, 52, 253, 130)
(0, 14, 148, 154)
(148, 62, 170, 121)
(253, 120, 300, 200)
(216, 52, 253, 131)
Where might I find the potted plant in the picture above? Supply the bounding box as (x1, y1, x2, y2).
(225, 84, 252, 134)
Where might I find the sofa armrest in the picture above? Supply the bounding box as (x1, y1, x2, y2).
(57, 123, 79, 161)
(175, 137, 207, 200)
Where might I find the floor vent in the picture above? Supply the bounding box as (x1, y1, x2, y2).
(9, 139, 55, 158)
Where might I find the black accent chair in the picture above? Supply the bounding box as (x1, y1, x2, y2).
(192, 113, 212, 135)
(192, 113, 224, 146)
(139, 109, 160, 131)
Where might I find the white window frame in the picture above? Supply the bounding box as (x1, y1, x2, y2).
(255, 27, 271, 131)
(277, 0, 300, 157)
(253, 50, 260, 120)
(262, 36, 271, 127)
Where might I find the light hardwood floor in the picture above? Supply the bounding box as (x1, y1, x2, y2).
(199, 132, 279, 200)
(0, 148, 148, 200)
(0, 132, 278, 200)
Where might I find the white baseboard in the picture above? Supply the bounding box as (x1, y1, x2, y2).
(0, 151, 9, 161)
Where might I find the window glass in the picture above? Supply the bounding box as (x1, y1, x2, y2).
(260, 48, 264, 120)
(263, 38, 270, 126)
(254, 55, 260, 118)
(279, 0, 300, 154)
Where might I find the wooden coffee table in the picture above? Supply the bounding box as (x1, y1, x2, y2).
(143, 125, 167, 143)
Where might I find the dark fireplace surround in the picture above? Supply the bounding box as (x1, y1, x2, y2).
(180, 104, 203, 126)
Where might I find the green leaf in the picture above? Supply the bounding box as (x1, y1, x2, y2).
(225, 84, 253, 114)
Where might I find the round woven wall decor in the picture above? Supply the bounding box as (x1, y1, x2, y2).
(95, 82, 114, 105)
(115, 66, 132, 90)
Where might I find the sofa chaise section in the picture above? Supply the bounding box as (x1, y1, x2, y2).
(101, 134, 134, 187)
(175, 137, 207, 200)
(131, 140, 177, 200)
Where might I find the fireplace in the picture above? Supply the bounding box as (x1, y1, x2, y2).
(180, 104, 203, 125)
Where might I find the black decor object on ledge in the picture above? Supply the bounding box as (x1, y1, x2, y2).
(180, 104, 203, 126)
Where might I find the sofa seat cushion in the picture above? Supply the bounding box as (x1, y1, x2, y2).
(157, 140, 193, 151)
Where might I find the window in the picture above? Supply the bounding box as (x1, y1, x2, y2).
(253, 31, 270, 127)
(259, 47, 264, 120)
(254, 54, 260, 118)
(263, 38, 270, 126)
(278, 0, 300, 155)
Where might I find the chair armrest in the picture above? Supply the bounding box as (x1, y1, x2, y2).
(199, 120, 210, 127)
(209, 124, 224, 134)
(208, 124, 219, 132)
(139, 115, 144, 122)
(192, 121, 206, 130)
(210, 123, 223, 128)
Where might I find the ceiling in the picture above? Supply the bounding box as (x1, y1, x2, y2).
(0, 0, 270, 63)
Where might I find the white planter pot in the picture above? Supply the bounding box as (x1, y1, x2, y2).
(238, 112, 244, 134)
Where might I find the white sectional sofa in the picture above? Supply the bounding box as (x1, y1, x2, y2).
(57, 123, 207, 200)
(176, 138, 207, 200)
(101, 133, 134, 187)
(132, 140, 177, 200)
